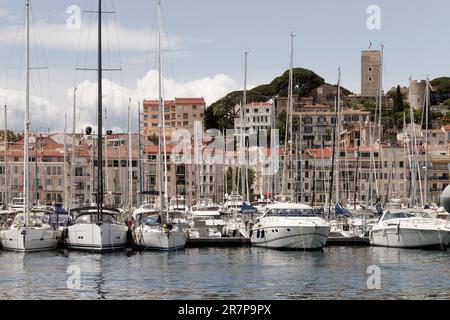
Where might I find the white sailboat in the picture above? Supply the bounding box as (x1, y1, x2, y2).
(132, 0, 186, 251)
(65, 0, 128, 253)
(0, 0, 59, 252)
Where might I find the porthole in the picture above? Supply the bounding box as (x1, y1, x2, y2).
(256, 230, 260, 239)
(287, 229, 291, 232)
(261, 230, 265, 238)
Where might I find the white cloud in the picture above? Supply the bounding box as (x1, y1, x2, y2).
(0, 21, 177, 52)
(69, 70, 238, 133)
(0, 88, 62, 133)
(0, 71, 238, 133)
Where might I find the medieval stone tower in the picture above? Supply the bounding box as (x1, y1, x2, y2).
(409, 80, 427, 110)
(361, 50, 381, 97)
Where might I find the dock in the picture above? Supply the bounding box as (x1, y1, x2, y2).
(185, 236, 370, 248)
(186, 237, 251, 248)
(325, 236, 370, 246)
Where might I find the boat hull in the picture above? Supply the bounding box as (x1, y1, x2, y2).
(0, 228, 59, 252)
(134, 227, 186, 251)
(66, 223, 129, 253)
(370, 227, 450, 249)
(251, 225, 330, 250)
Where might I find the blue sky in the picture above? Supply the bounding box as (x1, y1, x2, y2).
(0, 0, 449, 132)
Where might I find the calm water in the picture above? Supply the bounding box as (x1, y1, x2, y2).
(0, 246, 449, 300)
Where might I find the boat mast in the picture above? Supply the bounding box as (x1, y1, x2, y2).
(289, 32, 294, 202)
(23, 0, 30, 224)
(137, 101, 142, 205)
(4, 104, 8, 210)
(335, 68, 341, 205)
(71, 86, 77, 208)
(282, 33, 294, 200)
(157, 0, 169, 220)
(128, 97, 133, 208)
(424, 76, 430, 207)
(64, 115, 68, 209)
(242, 50, 249, 204)
(97, 0, 104, 218)
(377, 44, 383, 201)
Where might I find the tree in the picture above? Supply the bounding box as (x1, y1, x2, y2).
(205, 68, 325, 130)
(225, 167, 256, 200)
(393, 85, 404, 113)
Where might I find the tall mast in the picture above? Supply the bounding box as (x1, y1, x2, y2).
(424, 76, 430, 206)
(71, 86, 77, 208)
(63, 114, 68, 209)
(335, 68, 341, 205)
(97, 0, 103, 216)
(282, 32, 294, 200)
(137, 101, 142, 205)
(4, 104, 8, 210)
(157, 0, 169, 219)
(242, 50, 248, 203)
(377, 44, 384, 199)
(23, 0, 30, 222)
(128, 97, 133, 208)
(289, 32, 294, 202)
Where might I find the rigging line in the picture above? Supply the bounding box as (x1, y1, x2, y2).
(110, 0, 127, 132)
(160, 5, 176, 97)
(74, 0, 90, 89)
(144, 6, 158, 78)
(29, 6, 49, 132)
(5, 4, 26, 92)
(77, 0, 95, 132)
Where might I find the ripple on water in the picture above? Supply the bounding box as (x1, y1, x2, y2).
(0, 247, 449, 299)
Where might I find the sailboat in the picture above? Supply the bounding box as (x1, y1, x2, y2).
(132, 0, 186, 251)
(0, 0, 59, 252)
(250, 33, 330, 250)
(65, 0, 129, 253)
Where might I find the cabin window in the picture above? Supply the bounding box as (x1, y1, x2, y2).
(256, 230, 260, 239)
(261, 230, 265, 238)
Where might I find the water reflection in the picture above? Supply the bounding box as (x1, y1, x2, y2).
(0, 247, 449, 300)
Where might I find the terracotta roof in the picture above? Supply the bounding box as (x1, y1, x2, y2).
(175, 97, 205, 105)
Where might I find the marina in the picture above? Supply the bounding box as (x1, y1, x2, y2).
(0, 0, 450, 303)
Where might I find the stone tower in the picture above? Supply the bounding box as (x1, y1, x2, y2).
(409, 80, 427, 110)
(361, 50, 381, 97)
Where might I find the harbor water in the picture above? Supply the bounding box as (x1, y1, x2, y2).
(0, 247, 449, 300)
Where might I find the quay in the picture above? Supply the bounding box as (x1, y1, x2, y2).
(184, 236, 370, 248)
(186, 237, 251, 248)
(325, 236, 370, 246)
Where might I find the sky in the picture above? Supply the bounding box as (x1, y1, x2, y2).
(0, 0, 449, 133)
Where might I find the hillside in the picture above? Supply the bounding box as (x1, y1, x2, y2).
(204, 68, 352, 130)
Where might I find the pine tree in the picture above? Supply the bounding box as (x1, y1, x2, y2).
(394, 85, 404, 113)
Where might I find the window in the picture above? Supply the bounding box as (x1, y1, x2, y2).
(183, 113, 189, 120)
(192, 105, 197, 110)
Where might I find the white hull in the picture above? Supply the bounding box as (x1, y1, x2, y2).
(66, 223, 129, 252)
(134, 226, 186, 251)
(251, 225, 330, 250)
(0, 228, 59, 252)
(370, 227, 450, 249)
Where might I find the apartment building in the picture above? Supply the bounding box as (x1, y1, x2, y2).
(142, 97, 206, 141)
(234, 102, 275, 135)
